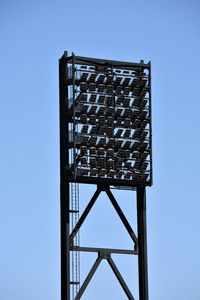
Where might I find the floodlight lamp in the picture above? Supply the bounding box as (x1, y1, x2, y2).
(89, 83, 96, 92)
(107, 158, 114, 169)
(81, 104, 89, 114)
(123, 141, 132, 149)
(116, 158, 123, 169)
(123, 129, 131, 138)
(115, 76, 122, 85)
(108, 169, 116, 178)
(97, 106, 106, 115)
(80, 72, 88, 82)
(125, 160, 132, 169)
(132, 150, 140, 159)
(81, 166, 90, 176)
(115, 86, 123, 95)
(116, 117, 123, 127)
(89, 157, 97, 167)
(131, 140, 140, 150)
(88, 72, 97, 83)
(98, 137, 106, 147)
(90, 125, 98, 135)
(98, 84, 105, 93)
(81, 125, 89, 134)
(123, 97, 131, 107)
(141, 99, 148, 108)
(81, 135, 90, 145)
(106, 127, 114, 138)
(80, 146, 87, 155)
(106, 148, 114, 158)
(107, 106, 115, 116)
(96, 73, 105, 84)
(88, 105, 97, 115)
(80, 82, 87, 92)
(106, 85, 114, 95)
(116, 107, 123, 117)
(123, 86, 131, 96)
(98, 115, 105, 125)
(125, 149, 130, 159)
(106, 74, 113, 85)
(80, 114, 87, 124)
(80, 156, 87, 165)
(115, 139, 123, 149)
(123, 118, 131, 128)
(89, 115, 96, 125)
(106, 95, 114, 106)
(98, 95, 105, 105)
(122, 77, 131, 87)
(141, 151, 149, 160)
(141, 162, 149, 171)
(98, 126, 106, 135)
(116, 170, 123, 178)
(89, 147, 97, 156)
(99, 168, 107, 177)
(107, 116, 114, 127)
(98, 157, 106, 168)
(97, 147, 105, 156)
(89, 136, 97, 146)
(107, 138, 115, 148)
(91, 168, 98, 176)
(81, 93, 88, 102)
(89, 94, 97, 103)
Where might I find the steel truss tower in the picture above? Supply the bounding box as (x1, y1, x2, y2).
(59, 52, 152, 300)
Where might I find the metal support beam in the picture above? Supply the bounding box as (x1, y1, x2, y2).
(107, 256, 135, 300)
(65, 54, 150, 70)
(106, 189, 138, 248)
(75, 256, 102, 300)
(71, 246, 137, 255)
(137, 186, 149, 300)
(59, 52, 70, 300)
(70, 188, 101, 241)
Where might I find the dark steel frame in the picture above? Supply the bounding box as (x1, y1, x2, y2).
(59, 52, 151, 300)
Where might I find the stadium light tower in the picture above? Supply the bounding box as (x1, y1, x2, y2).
(59, 52, 152, 300)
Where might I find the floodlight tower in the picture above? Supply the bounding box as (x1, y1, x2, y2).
(59, 52, 152, 300)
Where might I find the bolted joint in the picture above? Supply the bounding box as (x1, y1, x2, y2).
(98, 251, 111, 260)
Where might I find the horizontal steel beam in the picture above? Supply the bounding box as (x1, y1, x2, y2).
(68, 175, 151, 188)
(71, 246, 138, 255)
(63, 53, 150, 70)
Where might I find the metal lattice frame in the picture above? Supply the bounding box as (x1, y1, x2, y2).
(59, 52, 152, 300)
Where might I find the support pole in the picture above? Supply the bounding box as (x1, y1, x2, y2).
(137, 186, 149, 300)
(59, 53, 70, 300)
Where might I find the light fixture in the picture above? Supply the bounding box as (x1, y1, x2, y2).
(65, 56, 152, 186)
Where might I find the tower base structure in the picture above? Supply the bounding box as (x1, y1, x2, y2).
(59, 52, 152, 299)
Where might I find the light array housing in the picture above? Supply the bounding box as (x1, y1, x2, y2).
(65, 54, 152, 188)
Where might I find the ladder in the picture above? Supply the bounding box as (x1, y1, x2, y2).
(70, 182, 80, 299)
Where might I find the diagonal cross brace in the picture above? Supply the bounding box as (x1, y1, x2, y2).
(106, 189, 138, 248)
(107, 256, 135, 300)
(70, 187, 138, 249)
(75, 255, 102, 299)
(75, 252, 135, 300)
(70, 188, 101, 241)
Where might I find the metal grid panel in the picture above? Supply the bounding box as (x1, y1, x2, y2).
(65, 54, 152, 187)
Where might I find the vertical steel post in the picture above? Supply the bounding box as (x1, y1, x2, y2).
(137, 185, 149, 300)
(59, 52, 70, 300)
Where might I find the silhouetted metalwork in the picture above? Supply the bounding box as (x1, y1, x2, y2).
(59, 52, 152, 299)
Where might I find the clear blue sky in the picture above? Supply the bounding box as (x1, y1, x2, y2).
(1, 0, 200, 299)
